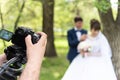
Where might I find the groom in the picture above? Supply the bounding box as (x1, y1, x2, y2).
(67, 17, 87, 63)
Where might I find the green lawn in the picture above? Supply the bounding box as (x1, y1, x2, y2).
(0, 36, 69, 80)
(40, 36, 69, 80)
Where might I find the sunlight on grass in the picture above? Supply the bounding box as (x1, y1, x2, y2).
(41, 56, 69, 80)
(40, 36, 69, 80)
(53, 72, 60, 78)
(55, 36, 68, 55)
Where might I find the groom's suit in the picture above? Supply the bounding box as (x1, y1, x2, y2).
(67, 28, 87, 63)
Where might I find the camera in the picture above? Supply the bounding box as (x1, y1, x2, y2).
(12, 27, 41, 48)
(0, 27, 41, 80)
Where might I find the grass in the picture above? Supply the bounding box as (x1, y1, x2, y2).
(0, 36, 69, 80)
(40, 36, 69, 80)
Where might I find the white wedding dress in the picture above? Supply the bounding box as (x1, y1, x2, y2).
(62, 32, 117, 80)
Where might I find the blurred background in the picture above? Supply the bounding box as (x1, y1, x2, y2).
(0, 0, 120, 80)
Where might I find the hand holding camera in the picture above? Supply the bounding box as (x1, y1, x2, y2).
(25, 32, 47, 62)
(0, 27, 47, 80)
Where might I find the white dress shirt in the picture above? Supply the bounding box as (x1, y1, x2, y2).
(74, 27, 81, 41)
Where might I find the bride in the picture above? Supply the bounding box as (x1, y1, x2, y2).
(62, 19, 117, 80)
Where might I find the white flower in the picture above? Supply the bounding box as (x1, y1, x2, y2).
(77, 41, 92, 53)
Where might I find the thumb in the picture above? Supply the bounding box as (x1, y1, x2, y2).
(25, 35, 32, 47)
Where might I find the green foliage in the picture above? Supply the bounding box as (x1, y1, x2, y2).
(0, 0, 100, 34)
(0, 40, 12, 54)
(54, 0, 74, 35)
(54, 0, 99, 35)
(18, 1, 42, 30)
(0, 0, 100, 52)
(95, 0, 111, 13)
(0, 0, 42, 31)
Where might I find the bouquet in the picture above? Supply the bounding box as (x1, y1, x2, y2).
(77, 41, 92, 58)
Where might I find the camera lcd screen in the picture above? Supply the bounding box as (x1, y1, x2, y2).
(0, 29, 13, 41)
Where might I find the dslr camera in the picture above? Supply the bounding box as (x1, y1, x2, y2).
(0, 27, 41, 80)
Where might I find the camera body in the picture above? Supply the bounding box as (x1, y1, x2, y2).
(5, 27, 41, 63)
(0, 27, 41, 80)
(5, 27, 41, 61)
(12, 27, 41, 49)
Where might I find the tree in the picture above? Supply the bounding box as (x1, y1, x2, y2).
(0, 0, 26, 31)
(14, 0, 26, 31)
(0, 5, 6, 47)
(42, 0, 57, 57)
(96, 0, 120, 79)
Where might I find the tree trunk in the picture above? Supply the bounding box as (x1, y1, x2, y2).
(42, 0, 57, 57)
(97, 0, 120, 79)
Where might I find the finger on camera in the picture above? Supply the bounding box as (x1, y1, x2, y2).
(36, 32, 47, 45)
(25, 35, 32, 46)
(36, 32, 46, 37)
